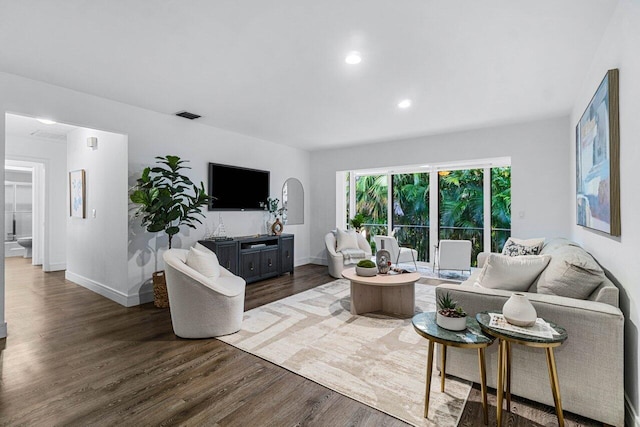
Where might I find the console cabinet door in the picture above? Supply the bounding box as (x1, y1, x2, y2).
(198, 240, 238, 275)
(214, 242, 239, 274)
(280, 235, 294, 274)
(261, 247, 279, 278)
(240, 250, 261, 283)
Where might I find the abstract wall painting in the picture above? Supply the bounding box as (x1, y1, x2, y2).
(576, 69, 620, 236)
(69, 169, 86, 218)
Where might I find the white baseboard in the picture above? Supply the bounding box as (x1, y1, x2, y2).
(4, 248, 25, 258)
(65, 271, 152, 307)
(0, 322, 6, 339)
(309, 256, 327, 265)
(44, 262, 66, 272)
(627, 393, 639, 427)
(294, 257, 311, 267)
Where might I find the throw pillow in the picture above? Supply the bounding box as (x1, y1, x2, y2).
(539, 237, 580, 255)
(186, 246, 221, 278)
(476, 254, 551, 291)
(194, 242, 215, 255)
(336, 229, 359, 252)
(536, 245, 605, 300)
(501, 237, 545, 257)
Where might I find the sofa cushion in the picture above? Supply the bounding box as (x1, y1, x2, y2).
(476, 254, 551, 291)
(186, 246, 221, 279)
(535, 245, 605, 300)
(501, 237, 544, 256)
(336, 228, 359, 252)
(540, 237, 580, 255)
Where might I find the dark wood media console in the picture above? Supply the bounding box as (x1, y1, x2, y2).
(199, 234, 294, 284)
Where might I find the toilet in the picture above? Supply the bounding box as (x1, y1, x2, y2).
(17, 237, 32, 258)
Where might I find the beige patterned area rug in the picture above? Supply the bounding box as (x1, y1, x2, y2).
(218, 279, 471, 426)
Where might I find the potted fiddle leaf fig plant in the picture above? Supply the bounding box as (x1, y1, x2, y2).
(436, 292, 468, 331)
(130, 155, 211, 307)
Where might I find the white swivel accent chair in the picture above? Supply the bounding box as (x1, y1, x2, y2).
(374, 235, 418, 270)
(163, 249, 246, 338)
(325, 231, 372, 278)
(435, 239, 472, 275)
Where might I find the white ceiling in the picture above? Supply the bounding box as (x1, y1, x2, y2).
(5, 113, 78, 143)
(0, 1, 619, 150)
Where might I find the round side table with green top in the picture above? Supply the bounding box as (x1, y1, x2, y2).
(475, 311, 568, 427)
(412, 312, 495, 424)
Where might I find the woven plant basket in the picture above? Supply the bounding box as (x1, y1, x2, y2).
(152, 270, 169, 308)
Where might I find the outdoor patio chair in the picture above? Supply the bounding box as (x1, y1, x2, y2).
(435, 239, 472, 276)
(374, 235, 418, 271)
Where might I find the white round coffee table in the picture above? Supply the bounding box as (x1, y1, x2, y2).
(342, 267, 421, 317)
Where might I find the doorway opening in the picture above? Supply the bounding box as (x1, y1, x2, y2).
(4, 113, 78, 271)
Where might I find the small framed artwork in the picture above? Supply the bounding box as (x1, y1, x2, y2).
(69, 169, 86, 218)
(576, 68, 621, 236)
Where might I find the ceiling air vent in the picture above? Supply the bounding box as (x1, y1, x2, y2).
(30, 130, 67, 141)
(175, 111, 201, 120)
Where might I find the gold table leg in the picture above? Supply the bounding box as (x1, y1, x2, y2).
(424, 340, 434, 418)
(546, 347, 565, 427)
(496, 339, 504, 427)
(441, 344, 447, 392)
(505, 341, 511, 412)
(477, 347, 488, 425)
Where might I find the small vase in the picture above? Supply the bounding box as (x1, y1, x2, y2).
(376, 250, 392, 274)
(503, 293, 537, 327)
(264, 212, 272, 235)
(436, 312, 467, 331)
(271, 218, 283, 235)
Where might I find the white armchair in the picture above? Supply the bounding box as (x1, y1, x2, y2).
(163, 248, 246, 338)
(325, 231, 372, 278)
(373, 235, 418, 270)
(435, 240, 472, 275)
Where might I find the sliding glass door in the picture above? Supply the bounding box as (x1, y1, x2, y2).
(355, 174, 388, 239)
(491, 167, 511, 252)
(438, 169, 484, 265)
(343, 163, 511, 265)
(391, 173, 430, 261)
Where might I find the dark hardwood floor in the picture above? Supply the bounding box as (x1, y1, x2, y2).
(0, 258, 599, 426)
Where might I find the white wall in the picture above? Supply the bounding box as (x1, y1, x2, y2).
(568, 0, 640, 422)
(0, 71, 311, 336)
(4, 134, 67, 271)
(65, 128, 129, 305)
(309, 116, 571, 264)
(125, 115, 312, 306)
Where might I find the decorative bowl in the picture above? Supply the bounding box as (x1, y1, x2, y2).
(436, 312, 467, 331)
(355, 266, 378, 277)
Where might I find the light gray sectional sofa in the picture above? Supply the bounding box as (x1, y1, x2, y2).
(435, 238, 624, 426)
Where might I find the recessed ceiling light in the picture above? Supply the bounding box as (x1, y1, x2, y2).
(345, 51, 362, 65)
(36, 118, 56, 125)
(398, 99, 412, 109)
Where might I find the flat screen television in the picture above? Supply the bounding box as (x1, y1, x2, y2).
(208, 163, 270, 211)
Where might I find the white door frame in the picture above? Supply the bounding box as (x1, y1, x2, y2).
(5, 158, 48, 269)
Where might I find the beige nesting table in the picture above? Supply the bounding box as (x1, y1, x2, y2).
(342, 267, 421, 317)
